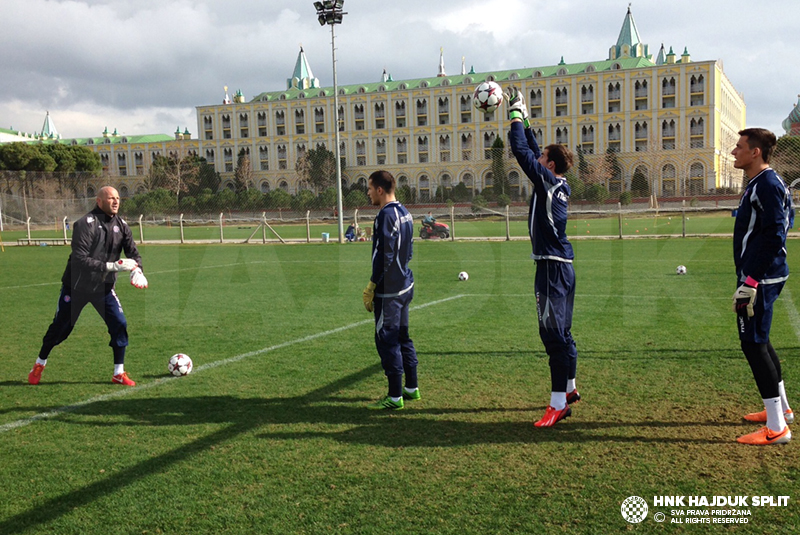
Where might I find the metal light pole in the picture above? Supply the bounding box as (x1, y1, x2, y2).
(314, 0, 347, 243)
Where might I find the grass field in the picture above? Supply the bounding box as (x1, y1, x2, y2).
(0, 237, 797, 534)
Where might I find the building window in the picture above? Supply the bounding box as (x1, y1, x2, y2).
(460, 95, 472, 123)
(661, 164, 677, 196)
(257, 112, 267, 137)
(277, 144, 287, 170)
(439, 135, 451, 162)
(662, 119, 676, 150)
(259, 146, 269, 170)
(203, 116, 213, 140)
(634, 80, 648, 110)
(690, 117, 704, 148)
(314, 107, 325, 133)
(416, 99, 428, 127)
(223, 148, 233, 172)
(376, 138, 386, 165)
(662, 77, 676, 108)
(530, 89, 543, 118)
(356, 140, 366, 166)
(395, 101, 406, 128)
(461, 133, 473, 161)
(555, 87, 568, 116)
(397, 137, 407, 164)
(374, 102, 386, 129)
(483, 132, 496, 159)
(555, 127, 569, 145)
(354, 104, 365, 131)
(581, 85, 594, 115)
(438, 97, 449, 125)
(689, 162, 705, 194)
(275, 111, 286, 136)
(418, 136, 429, 163)
(295, 109, 305, 135)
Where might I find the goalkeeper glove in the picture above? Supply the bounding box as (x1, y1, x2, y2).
(362, 281, 376, 313)
(733, 277, 758, 318)
(106, 258, 138, 272)
(130, 267, 148, 289)
(505, 85, 529, 128)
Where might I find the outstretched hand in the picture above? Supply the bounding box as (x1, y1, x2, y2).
(505, 85, 529, 126)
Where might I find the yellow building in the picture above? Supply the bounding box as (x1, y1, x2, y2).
(3, 7, 745, 200)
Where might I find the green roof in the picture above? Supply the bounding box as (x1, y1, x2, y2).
(250, 57, 656, 103)
(9, 133, 176, 146)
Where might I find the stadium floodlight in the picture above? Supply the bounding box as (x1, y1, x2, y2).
(314, 0, 347, 243)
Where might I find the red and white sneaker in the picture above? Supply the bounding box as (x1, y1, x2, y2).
(112, 372, 136, 386)
(28, 363, 45, 385)
(743, 408, 794, 425)
(534, 405, 572, 427)
(736, 426, 791, 445)
(566, 389, 581, 405)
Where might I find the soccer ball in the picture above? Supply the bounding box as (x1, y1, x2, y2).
(473, 81, 504, 113)
(458, 271, 469, 281)
(167, 353, 193, 376)
(676, 265, 687, 275)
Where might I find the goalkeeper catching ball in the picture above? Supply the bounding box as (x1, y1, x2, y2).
(506, 87, 580, 427)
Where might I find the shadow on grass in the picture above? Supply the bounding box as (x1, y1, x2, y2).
(0, 362, 742, 534)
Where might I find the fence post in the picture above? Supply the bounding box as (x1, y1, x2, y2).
(354, 208, 359, 231)
(26, 217, 31, 244)
(682, 200, 686, 238)
(618, 202, 623, 239)
(262, 212, 267, 244)
(219, 213, 224, 243)
(450, 205, 455, 241)
(179, 213, 185, 244)
(138, 215, 144, 244)
(63, 216, 69, 243)
(306, 210, 311, 243)
(505, 205, 510, 241)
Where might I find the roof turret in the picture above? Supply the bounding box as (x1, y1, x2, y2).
(287, 46, 320, 90)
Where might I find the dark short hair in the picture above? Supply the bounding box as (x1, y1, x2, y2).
(739, 128, 777, 164)
(368, 170, 396, 194)
(544, 144, 574, 175)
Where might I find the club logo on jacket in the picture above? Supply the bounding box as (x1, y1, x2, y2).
(113, 226, 120, 233)
(87, 217, 94, 224)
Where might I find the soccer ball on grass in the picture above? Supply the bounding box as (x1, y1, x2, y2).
(473, 81, 504, 113)
(168, 353, 193, 376)
(458, 271, 469, 281)
(676, 265, 687, 275)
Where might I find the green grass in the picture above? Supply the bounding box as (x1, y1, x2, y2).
(0, 238, 798, 534)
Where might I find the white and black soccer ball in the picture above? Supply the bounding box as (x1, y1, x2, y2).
(168, 353, 193, 376)
(458, 271, 469, 281)
(676, 265, 687, 275)
(473, 81, 504, 113)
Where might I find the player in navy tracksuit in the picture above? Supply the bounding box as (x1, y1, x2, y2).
(506, 87, 579, 427)
(731, 128, 794, 445)
(362, 170, 419, 410)
(28, 186, 148, 387)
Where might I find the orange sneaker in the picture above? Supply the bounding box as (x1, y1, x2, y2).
(112, 372, 136, 386)
(534, 405, 572, 427)
(736, 426, 791, 445)
(28, 363, 45, 385)
(743, 408, 794, 425)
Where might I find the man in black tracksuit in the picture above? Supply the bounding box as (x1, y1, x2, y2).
(28, 186, 148, 386)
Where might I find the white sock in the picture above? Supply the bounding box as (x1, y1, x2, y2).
(390, 396, 402, 403)
(550, 392, 567, 410)
(764, 397, 786, 432)
(404, 387, 418, 394)
(114, 364, 125, 376)
(778, 381, 791, 413)
(36, 358, 47, 367)
(567, 379, 576, 392)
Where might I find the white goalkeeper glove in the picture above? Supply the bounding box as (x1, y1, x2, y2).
(106, 258, 138, 272)
(505, 85, 529, 127)
(733, 278, 758, 318)
(130, 267, 148, 289)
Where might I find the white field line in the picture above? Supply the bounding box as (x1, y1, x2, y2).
(0, 294, 467, 434)
(781, 288, 800, 344)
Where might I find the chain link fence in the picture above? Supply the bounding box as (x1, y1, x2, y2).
(3, 142, 800, 244)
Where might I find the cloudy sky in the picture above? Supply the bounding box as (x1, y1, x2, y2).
(1, 0, 798, 140)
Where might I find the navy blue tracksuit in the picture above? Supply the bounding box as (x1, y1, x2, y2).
(509, 122, 577, 386)
(371, 200, 418, 397)
(733, 167, 792, 343)
(39, 206, 142, 362)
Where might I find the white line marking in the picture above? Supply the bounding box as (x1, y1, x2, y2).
(0, 294, 466, 434)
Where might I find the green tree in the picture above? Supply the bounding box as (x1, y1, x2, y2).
(317, 187, 337, 209)
(496, 193, 511, 207)
(344, 189, 368, 208)
(450, 182, 470, 202)
(490, 136, 509, 195)
(237, 189, 264, 211)
(471, 194, 488, 213)
(265, 188, 292, 209)
(585, 183, 609, 204)
(564, 170, 584, 200)
(234, 149, 254, 193)
(296, 145, 338, 194)
(631, 168, 650, 197)
(291, 189, 316, 211)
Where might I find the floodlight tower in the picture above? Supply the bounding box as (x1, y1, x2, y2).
(314, 0, 347, 243)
